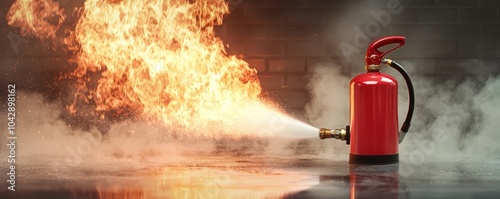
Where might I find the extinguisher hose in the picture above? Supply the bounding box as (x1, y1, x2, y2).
(385, 59, 414, 134)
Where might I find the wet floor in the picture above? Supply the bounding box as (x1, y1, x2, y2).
(1, 153, 500, 199)
(287, 158, 500, 199)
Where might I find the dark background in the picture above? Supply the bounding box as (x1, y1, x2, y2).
(1, 0, 500, 119)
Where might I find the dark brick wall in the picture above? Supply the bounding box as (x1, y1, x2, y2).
(217, 0, 500, 113)
(1, 0, 500, 114)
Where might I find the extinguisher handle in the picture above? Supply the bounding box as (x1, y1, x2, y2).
(365, 36, 405, 66)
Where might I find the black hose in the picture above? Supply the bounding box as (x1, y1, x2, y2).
(387, 60, 414, 133)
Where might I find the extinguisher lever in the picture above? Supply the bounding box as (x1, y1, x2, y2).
(365, 36, 405, 66)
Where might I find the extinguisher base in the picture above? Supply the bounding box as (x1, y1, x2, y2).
(349, 154, 399, 165)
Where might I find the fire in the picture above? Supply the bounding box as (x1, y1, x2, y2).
(64, 0, 265, 135)
(5, 0, 281, 137)
(6, 0, 65, 40)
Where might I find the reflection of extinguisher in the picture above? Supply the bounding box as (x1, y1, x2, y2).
(315, 165, 411, 199)
(348, 164, 408, 199)
(319, 36, 415, 164)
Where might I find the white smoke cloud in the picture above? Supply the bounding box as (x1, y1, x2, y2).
(465, 76, 500, 158)
(0, 91, 322, 196)
(0, 90, 324, 177)
(304, 62, 351, 157)
(0, 92, 220, 176)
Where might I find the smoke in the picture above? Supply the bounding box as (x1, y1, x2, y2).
(303, 63, 351, 156)
(400, 72, 500, 160)
(0, 92, 212, 166)
(0, 91, 322, 176)
(0, 92, 320, 197)
(305, 64, 350, 128)
(304, 61, 500, 161)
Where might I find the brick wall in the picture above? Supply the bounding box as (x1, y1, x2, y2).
(1, 0, 500, 114)
(217, 0, 500, 114)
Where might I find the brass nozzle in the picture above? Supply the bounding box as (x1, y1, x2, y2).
(319, 127, 347, 141)
(319, 128, 332, 139)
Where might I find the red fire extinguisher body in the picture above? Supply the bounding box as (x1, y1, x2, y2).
(317, 36, 413, 164)
(349, 71, 399, 162)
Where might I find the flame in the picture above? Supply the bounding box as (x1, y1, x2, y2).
(65, 0, 265, 135)
(6, 0, 65, 40)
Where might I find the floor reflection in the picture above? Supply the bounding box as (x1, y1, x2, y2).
(287, 164, 410, 199)
(94, 167, 317, 199)
(0, 156, 319, 199)
(3, 155, 499, 199)
(348, 164, 403, 199)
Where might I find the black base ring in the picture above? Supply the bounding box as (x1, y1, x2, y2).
(349, 154, 399, 165)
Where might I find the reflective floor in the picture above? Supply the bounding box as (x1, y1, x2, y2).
(287, 159, 500, 199)
(1, 153, 500, 199)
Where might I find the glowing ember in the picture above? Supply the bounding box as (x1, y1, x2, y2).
(6, 0, 65, 40)
(64, 0, 264, 135)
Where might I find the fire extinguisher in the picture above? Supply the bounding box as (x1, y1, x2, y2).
(319, 36, 415, 164)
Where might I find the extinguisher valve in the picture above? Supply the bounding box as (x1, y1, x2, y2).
(381, 58, 392, 65)
(319, 128, 348, 142)
(334, 128, 347, 141)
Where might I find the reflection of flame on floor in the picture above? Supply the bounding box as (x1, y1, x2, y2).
(96, 186, 145, 199)
(95, 167, 317, 199)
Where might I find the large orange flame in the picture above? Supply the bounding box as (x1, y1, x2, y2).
(65, 0, 265, 135)
(6, 0, 65, 40)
